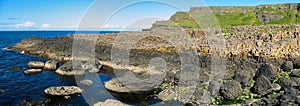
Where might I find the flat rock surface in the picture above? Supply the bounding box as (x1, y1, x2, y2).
(44, 60, 58, 70)
(44, 86, 82, 96)
(24, 69, 42, 74)
(27, 61, 44, 68)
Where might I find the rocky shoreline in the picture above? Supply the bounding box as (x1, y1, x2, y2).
(8, 24, 300, 105)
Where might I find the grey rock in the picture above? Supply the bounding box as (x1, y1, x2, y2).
(277, 77, 297, 88)
(281, 61, 293, 72)
(234, 70, 253, 88)
(220, 80, 242, 100)
(55, 61, 84, 76)
(255, 63, 277, 81)
(93, 99, 129, 106)
(44, 86, 82, 96)
(27, 61, 44, 68)
(24, 69, 42, 74)
(290, 69, 300, 77)
(56, 60, 102, 76)
(293, 58, 300, 68)
(252, 75, 272, 95)
(79, 80, 93, 86)
(272, 83, 281, 91)
(104, 72, 163, 93)
(43, 60, 58, 70)
(157, 88, 176, 101)
(208, 81, 221, 97)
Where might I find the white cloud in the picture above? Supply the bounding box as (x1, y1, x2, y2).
(41, 24, 50, 29)
(15, 21, 35, 28)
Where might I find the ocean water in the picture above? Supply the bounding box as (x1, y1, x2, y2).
(0, 31, 118, 105)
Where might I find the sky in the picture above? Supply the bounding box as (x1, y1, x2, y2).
(0, 0, 299, 31)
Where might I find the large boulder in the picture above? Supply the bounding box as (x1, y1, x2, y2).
(56, 60, 102, 76)
(220, 80, 242, 100)
(44, 86, 82, 96)
(252, 75, 272, 95)
(233, 70, 253, 88)
(104, 72, 163, 93)
(280, 61, 293, 72)
(43, 60, 58, 70)
(24, 69, 42, 74)
(93, 99, 129, 106)
(27, 61, 44, 68)
(255, 63, 277, 81)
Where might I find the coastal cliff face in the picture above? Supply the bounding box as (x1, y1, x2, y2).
(151, 3, 300, 29)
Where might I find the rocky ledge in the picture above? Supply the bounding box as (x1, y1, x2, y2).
(44, 86, 82, 96)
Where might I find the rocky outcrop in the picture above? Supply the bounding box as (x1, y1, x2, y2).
(43, 60, 58, 70)
(27, 61, 44, 69)
(24, 69, 42, 74)
(55, 60, 102, 76)
(55, 61, 85, 76)
(44, 86, 82, 96)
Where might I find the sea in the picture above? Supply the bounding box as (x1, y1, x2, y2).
(0, 31, 159, 105)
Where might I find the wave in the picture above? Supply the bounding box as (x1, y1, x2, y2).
(1, 47, 9, 50)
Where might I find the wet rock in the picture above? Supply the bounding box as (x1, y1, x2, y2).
(281, 61, 293, 72)
(9, 66, 22, 71)
(44, 86, 82, 96)
(27, 61, 44, 69)
(220, 80, 242, 100)
(277, 77, 297, 88)
(64, 96, 71, 99)
(290, 69, 300, 77)
(93, 99, 129, 106)
(24, 69, 42, 74)
(43, 60, 58, 70)
(252, 75, 272, 95)
(255, 63, 277, 81)
(157, 88, 176, 101)
(272, 83, 281, 91)
(0, 89, 5, 94)
(79, 80, 93, 86)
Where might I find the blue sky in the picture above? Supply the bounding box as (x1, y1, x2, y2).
(0, 0, 299, 31)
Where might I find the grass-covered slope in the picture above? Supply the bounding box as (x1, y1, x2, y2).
(154, 3, 300, 29)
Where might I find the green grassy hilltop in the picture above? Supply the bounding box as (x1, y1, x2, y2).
(153, 3, 300, 29)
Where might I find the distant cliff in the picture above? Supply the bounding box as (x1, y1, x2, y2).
(150, 3, 300, 29)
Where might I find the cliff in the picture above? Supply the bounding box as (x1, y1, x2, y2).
(151, 3, 300, 29)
